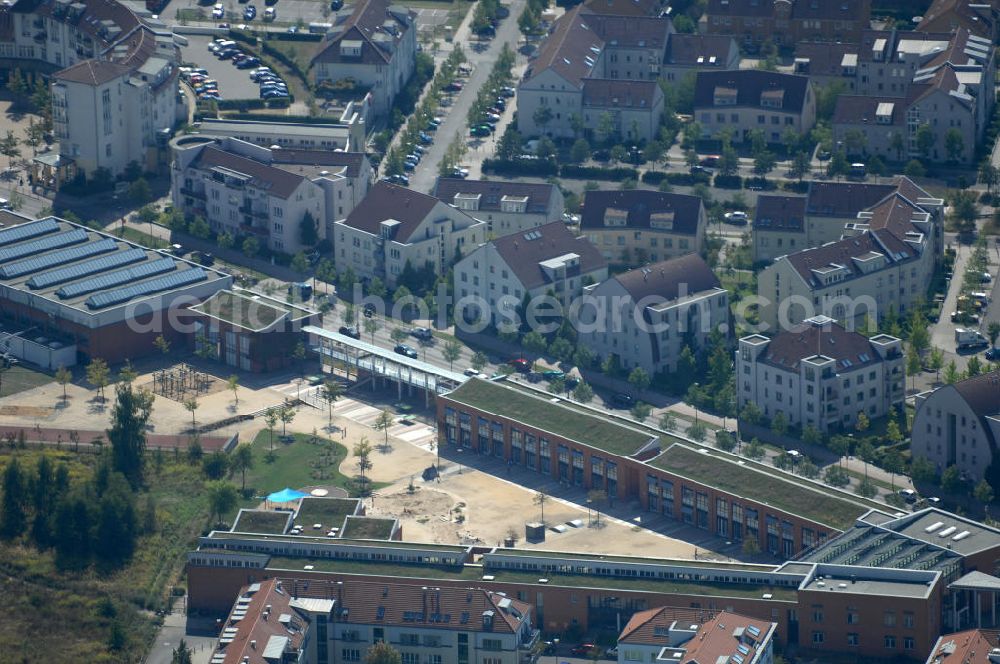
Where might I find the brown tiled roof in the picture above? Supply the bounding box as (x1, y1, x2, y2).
(665, 33, 737, 67)
(218, 579, 308, 664)
(524, 5, 603, 87)
(612, 254, 720, 303)
(794, 41, 858, 77)
(675, 611, 774, 663)
(791, 0, 868, 21)
(53, 59, 130, 85)
(490, 221, 607, 291)
(694, 70, 810, 112)
(953, 370, 1000, 421)
(582, 78, 660, 108)
(858, 29, 896, 63)
(929, 629, 1000, 664)
(194, 146, 306, 199)
(763, 318, 885, 370)
(806, 181, 897, 217)
(340, 180, 442, 242)
(432, 178, 557, 214)
(581, 190, 702, 235)
(864, 194, 926, 237)
(918, 0, 997, 39)
(832, 95, 904, 125)
(583, 11, 672, 51)
(270, 149, 369, 178)
(909, 64, 969, 108)
(311, 0, 413, 65)
(618, 606, 714, 645)
(754, 195, 806, 232)
(706, 0, 771, 17)
(784, 230, 917, 288)
(582, 0, 663, 17)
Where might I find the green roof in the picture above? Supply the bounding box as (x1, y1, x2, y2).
(293, 497, 359, 530)
(650, 444, 871, 530)
(266, 558, 797, 601)
(488, 548, 778, 571)
(232, 509, 291, 535)
(191, 290, 303, 331)
(444, 379, 655, 457)
(204, 533, 467, 551)
(340, 516, 397, 540)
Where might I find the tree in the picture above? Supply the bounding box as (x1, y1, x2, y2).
(790, 151, 810, 182)
(989, 322, 1000, 349)
(856, 477, 878, 498)
(127, 177, 152, 206)
(823, 465, 850, 488)
(171, 639, 194, 664)
(0, 458, 27, 539)
(857, 440, 875, 480)
(890, 131, 905, 162)
(827, 150, 849, 178)
(802, 425, 822, 448)
(218, 232, 235, 250)
(744, 438, 766, 461)
(886, 419, 903, 446)
(941, 465, 963, 494)
(87, 357, 110, 401)
(471, 351, 488, 373)
(597, 111, 617, 145)
(911, 456, 937, 484)
(279, 403, 296, 436)
(202, 451, 228, 480)
(685, 383, 704, 423)
(929, 347, 945, 383)
(907, 345, 922, 391)
(321, 380, 343, 430)
(752, 151, 776, 178)
(944, 360, 960, 385)
(688, 421, 708, 443)
(856, 411, 870, 434)
(570, 138, 590, 163)
(299, 211, 319, 246)
(719, 145, 739, 177)
(228, 374, 240, 406)
(573, 381, 594, 403)
(264, 407, 279, 453)
(55, 365, 71, 401)
(627, 366, 651, 396)
(916, 124, 934, 158)
(153, 335, 171, 356)
(944, 128, 964, 163)
(967, 355, 983, 379)
(205, 480, 238, 526)
(442, 339, 462, 372)
(631, 401, 652, 422)
(532, 106, 553, 133)
(533, 491, 548, 524)
(107, 377, 154, 489)
(374, 409, 394, 450)
(587, 488, 607, 526)
(231, 445, 254, 491)
(183, 398, 199, 431)
(659, 411, 677, 432)
(242, 236, 260, 258)
(950, 189, 979, 234)
(291, 252, 310, 274)
(364, 641, 403, 664)
(354, 437, 373, 490)
(883, 448, 903, 491)
(0, 130, 20, 168)
(522, 331, 547, 358)
(715, 429, 736, 452)
(904, 159, 927, 178)
(770, 411, 788, 438)
(975, 479, 994, 505)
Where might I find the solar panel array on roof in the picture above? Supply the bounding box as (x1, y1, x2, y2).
(0, 228, 88, 263)
(58, 257, 178, 299)
(0, 218, 59, 246)
(84, 267, 207, 309)
(28, 247, 147, 290)
(1, 238, 118, 279)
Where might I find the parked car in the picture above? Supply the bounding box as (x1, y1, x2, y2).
(443, 81, 463, 93)
(388, 173, 409, 185)
(338, 326, 361, 339)
(394, 344, 419, 359)
(211, 3, 224, 18)
(244, 4, 256, 19)
(330, 0, 343, 8)
(499, 86, 516, 97)
(899, 489, 917, 504)
(564, 376, 580, 390)
(451, 167, 469, 178)
(264, 6, 276, 19)
(611, 393, 634, 409)
(571, 644, 597, 657)
(409, 327, 433, 341)
(363, 303, 377, 317)
(418, 132, 433, 144)
(470, 125, 490, 137)
(236, 57, 260, 69)
(508, 358, 530, 373)
(986, 347, 1000, 361)
(724, 211, 748, 225)
(690, 165, 713, 176)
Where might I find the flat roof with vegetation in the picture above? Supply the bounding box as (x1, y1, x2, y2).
(487, 548, 778, 571)
(650, 444, 875, 530)
(232, 509, 291, 535)
(340, 516, 397, 540)
(266, 558, 796, 601)
(204, 533, 466, 551)
(293, 497, 360, 529)
(443, 379, 655, 457)
(190, 289, 313, 331)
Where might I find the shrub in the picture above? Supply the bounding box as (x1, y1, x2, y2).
(560, 165, 639, 181)
(713, 174, 742, 189)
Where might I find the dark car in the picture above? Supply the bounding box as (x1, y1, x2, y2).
(526, 371, 543, 383)
(338, 326, 361, 339)
(330, 0, 342, 8)
(509, 358, 530, 373)
(194, 251, 215, 266)
(410, 327, 433, 341)
(394, 344, 419, 359)
(564, 376, 580, 390)
(363, 302, 377, 318)
(690, 165, 713, 176)
(444, 81, 463, 93)
(611, 393, 634, 409)
(470, 125, 491, 137)
(541, 641, 556, 656)
(592, 149, 610, 161)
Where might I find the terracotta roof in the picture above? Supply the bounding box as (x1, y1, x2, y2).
(583, 10, 673, 51)
(581, 190, 703, 235)
(953, 370, 1000, 422)
(489, 221, 607, 291)
(918, 0, 997, 39)
(754, 195, 806, 232)
(864, 193, 928, 237)
(611, 254, 720, 303)
(193, 146, 307, 200)
(432, 178, 558, 214)
(694, 70, 810, 113)
(832, 95, 904, 125)
(675, 611, 775, 663)
(311, 0, 413, 65)
(762, 318, 887, 370)
(928, 629, 1000, 664)
(665, 33, 737, 67)
(524, 5, 603, 87)
(218, 579, 309, 664)
(269, 149, 369, 178)
(806, 181, 897, 217)
(582, 0, 663, 17)
(618, 606, 714, 645)
(340, 180, 443, 243)
(791, 0, 868, 21)
(53, 58, 130, 85)
(582, 78, 660, 108)
(783, 230, 917, 288)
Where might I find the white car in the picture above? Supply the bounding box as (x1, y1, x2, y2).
(263, 6, 276, 19)
(724, 211, 748, 224)
(211, 3, 224, 18)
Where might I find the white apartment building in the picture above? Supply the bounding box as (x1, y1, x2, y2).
(516, 5, 671, 142)
(618, 610, 775, 664)
(193, 113, 368, 153)
(335, 181, 485, 287)
(310, 0, 416, 119)
(694, 70, 816, 144)
(737, 316, 904, 433)
(432, 178, 564, 237)
(453, 221, 607, 330)
(171, 135, 376, 254)
(0, 0, 181, 177)
(578, 254, 728, 375)
(912, 371, 1000, 482)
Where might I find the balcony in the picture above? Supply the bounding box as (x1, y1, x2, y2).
(238, 205, 268, 219)
(240, 224, 268, 237)
(180, 187, 206, 200)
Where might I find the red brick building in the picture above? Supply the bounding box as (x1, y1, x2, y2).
(702, 0, 871, 47)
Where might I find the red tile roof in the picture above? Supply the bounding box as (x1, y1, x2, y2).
(217, 579, 309, 664)
(928, 628, 1000, 664)
(490, 221, 607, 291)
(918, 0, 997, 39)
(312, 0, 414, 65)
(53, 58, 130, 85)
(582, 0, 663, 17)
(677, 611, 775, 663)
(618, 606, 714, 645)
(525, 5, 603, 87)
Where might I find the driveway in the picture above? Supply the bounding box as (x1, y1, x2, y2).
(145, 606, 221, 664)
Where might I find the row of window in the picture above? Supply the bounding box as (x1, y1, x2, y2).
(812, 632, 914, 650)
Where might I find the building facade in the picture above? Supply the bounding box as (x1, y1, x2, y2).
(432, 178, 564, 237)
(334, 181, 485, 288)
(578, 255, 728, 375)
(660, 33, 740, 84)
(580, 190, 706, 265)
(694, 70, 816, 144)
(737, 316, 904, 433)
(912, 371, 1000, 482)
(702, 0, 871, 46)
(453, 221, 607, 331)
(618, 609, 775, 664)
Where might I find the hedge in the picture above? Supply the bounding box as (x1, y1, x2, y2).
(214, 97, 291, 111)
(482, 158, 558, 177)
(265, 31, 323, 43)
(641, 171, 666, 185)
(658, 172, 710, 186)
(560, 165, 639, 181)
(713, 174, 742, 189)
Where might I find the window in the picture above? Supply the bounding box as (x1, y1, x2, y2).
(884, 635, 896, 649)
(884, 612, 896, 627)
(847, 633, 859, 647)
(402, 654, 419, 664)
(343, 649, 361, 662)
(482, 639, 502, 651)
(812, 631, 824, 644)
(812, 610, 823, 623)
(903, 612, 914, 628)
(904, 637, 914, 650)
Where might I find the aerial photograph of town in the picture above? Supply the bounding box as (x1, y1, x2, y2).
(5, 0, 1000, 661)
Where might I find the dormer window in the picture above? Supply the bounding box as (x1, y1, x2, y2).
(603, 208, 628, 227)
(649, 211, 674, 230)
(714, 86, 737, 106)
(760, 89, 784, 109)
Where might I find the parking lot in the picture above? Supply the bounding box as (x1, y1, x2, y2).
(411, 6, 450, 30)
(168, 0, 333, 28)
(179, 33, 270, 101)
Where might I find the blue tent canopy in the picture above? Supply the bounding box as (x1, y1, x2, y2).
(267, 487, 308, 503)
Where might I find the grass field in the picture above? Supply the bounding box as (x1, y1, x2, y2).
(0, 365, 53, 398)
(114, 226, 169, 249)
(0, 449, 213, 662)
(246, 430, 386, 497)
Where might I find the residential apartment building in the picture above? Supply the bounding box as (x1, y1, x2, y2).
(926, 629, 1000, 664)
(702, 0, 870, 47)
(171, 135, 373, 254)
(334, 181, 485, 288)
(737, 316, 904, 433)
(912, 371, 1000, 482)
(0, 0, 181, 177)
(694, 70, 816, 144)
(661, 33, 740, 84)
(580, 190, 706, 265)
(917, 0, 999, 42)
(192, 114, 368, 153)
(452, 221, 607, 330)
(618, 610, 776, 664)
(310, 0, 416, 119)
(753, 178, 944, 264)
(578, 255, 728, 375)
(516, 5, 671, 142)
(431, 178, 564, 237)
(582, 0, 664, 17)
(792, 41, 860, 93)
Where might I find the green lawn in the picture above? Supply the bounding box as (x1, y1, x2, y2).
(113, 226, 168, 249)
(246, 430, 384, 497)
(341, 516, 397, 539)
(233, 509, 292, 534)
(0, 365, 53, 398)
(293, 496, 359, 529)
